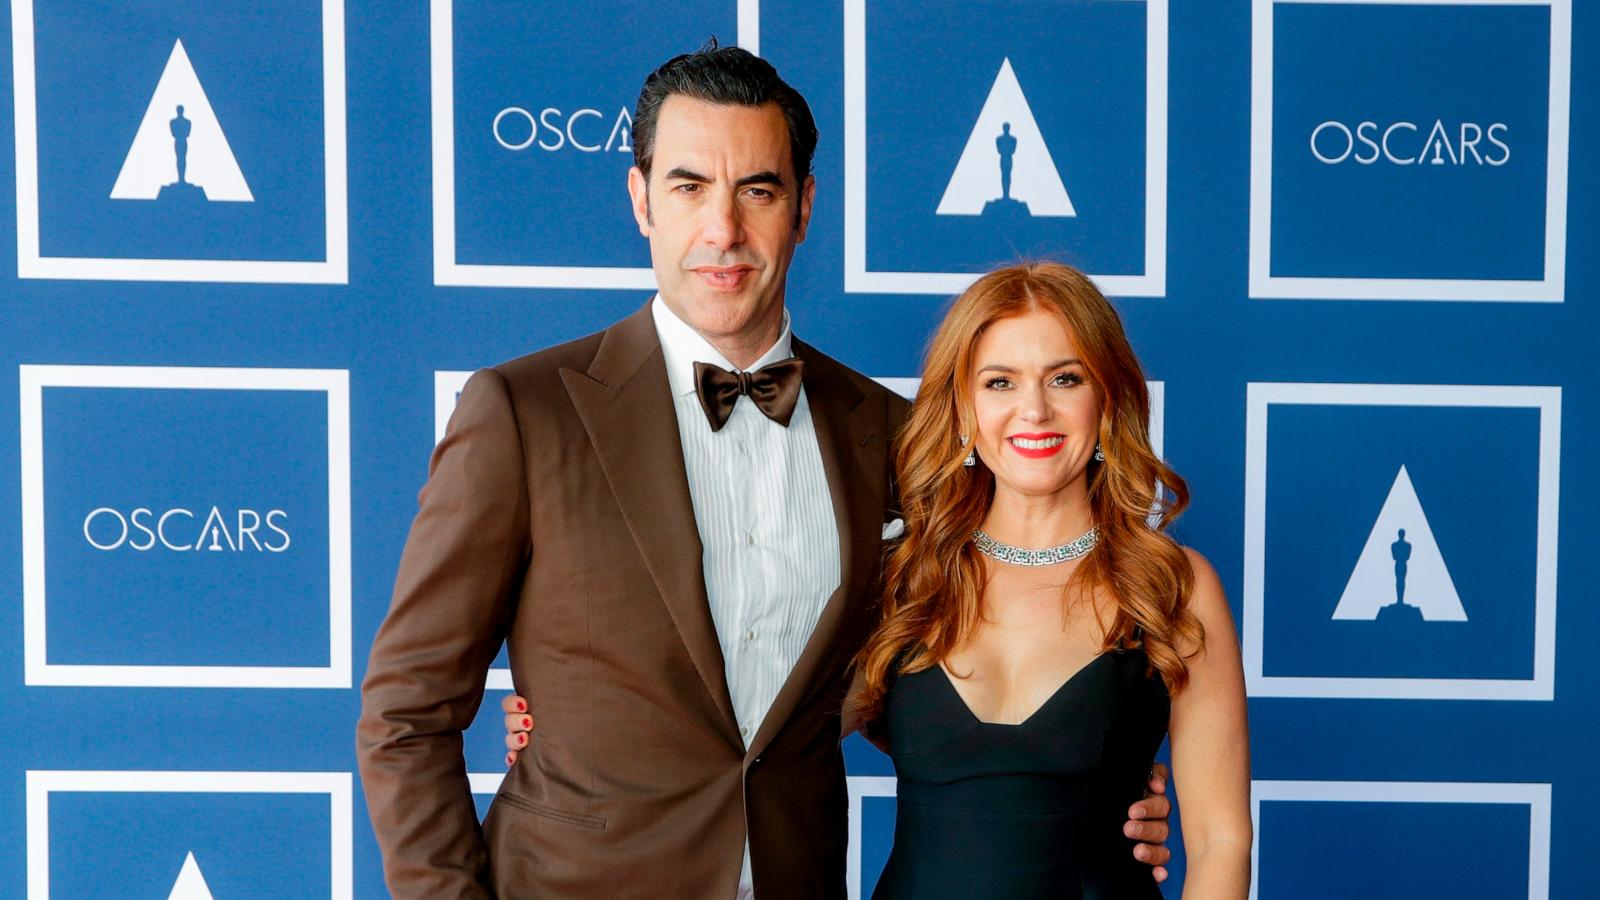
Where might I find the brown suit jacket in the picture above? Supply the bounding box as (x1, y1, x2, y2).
(357, 303, 910, 899)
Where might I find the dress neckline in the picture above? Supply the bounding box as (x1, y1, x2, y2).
(936, 652, 1114, 728)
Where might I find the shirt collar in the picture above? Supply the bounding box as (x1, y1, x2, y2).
(651, 295, 795, 399)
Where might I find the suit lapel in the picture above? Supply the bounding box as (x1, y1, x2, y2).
(561, 304, 741, 746)
(747, 338, 884, 761)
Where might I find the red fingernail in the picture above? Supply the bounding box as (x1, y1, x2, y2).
(518, 734, 527, 745)
(523, 717, 532, 729)
(515, 700, 526, 712)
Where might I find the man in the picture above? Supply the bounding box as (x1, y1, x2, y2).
(357, 43, 1170, 898)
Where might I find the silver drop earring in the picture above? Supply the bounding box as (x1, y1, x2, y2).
(960, 434, 976, 467)
(1093, 441, 1105, 462)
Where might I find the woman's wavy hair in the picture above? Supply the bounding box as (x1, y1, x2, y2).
(853, 262, 1201, 724)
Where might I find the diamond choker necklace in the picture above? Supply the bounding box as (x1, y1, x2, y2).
(972, 527, 1099, 567)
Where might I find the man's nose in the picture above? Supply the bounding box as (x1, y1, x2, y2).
(700, 191, 744, 250)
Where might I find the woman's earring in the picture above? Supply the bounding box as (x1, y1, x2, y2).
(1093, 441, 1105, 462)
(960, 434, 976, 467)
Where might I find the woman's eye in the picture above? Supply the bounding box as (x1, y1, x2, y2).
(984, 377, 1013, 390)
(1052, 372, 1083, 387)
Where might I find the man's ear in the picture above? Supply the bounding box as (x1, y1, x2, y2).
(794, 174, 817, 244)
(627, 166, 651, 237)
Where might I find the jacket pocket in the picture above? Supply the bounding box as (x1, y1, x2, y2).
(496, 790, 607, 831)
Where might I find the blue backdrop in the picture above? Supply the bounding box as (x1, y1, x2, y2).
(1, 1, 1593, 897)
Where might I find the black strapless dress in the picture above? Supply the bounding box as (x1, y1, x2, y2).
(872, 649, 1170, 899)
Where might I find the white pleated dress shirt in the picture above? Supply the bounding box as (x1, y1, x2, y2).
(651, 297, 842, 899)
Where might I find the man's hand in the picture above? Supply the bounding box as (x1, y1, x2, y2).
(1124, 762, 1172, 882)
(501, 694, 533, 767)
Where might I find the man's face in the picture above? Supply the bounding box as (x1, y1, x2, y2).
(629, 95, 815, 352)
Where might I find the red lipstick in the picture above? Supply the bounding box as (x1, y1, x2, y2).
(1007, 432, 1067, 459)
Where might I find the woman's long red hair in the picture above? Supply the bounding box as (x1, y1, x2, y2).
(853, 262, 1201, 724)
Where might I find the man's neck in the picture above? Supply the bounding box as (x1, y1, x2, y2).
(651, 294, 791, 371)
(711, 317, 785, 370)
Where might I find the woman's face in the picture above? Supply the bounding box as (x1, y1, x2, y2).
(968, 309, 1103, 504)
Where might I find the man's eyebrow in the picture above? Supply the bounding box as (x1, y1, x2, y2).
(663, 167, 709, 182)
(735, 171, 786, 189)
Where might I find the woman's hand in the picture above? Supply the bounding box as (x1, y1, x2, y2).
(501, 694, 533, 767)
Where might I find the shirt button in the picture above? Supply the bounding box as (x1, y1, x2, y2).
(740, 726, 749, 737)
(745, 629, 755, 642)
(745, 533, 755, 547)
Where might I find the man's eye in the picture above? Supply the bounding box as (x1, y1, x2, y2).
(745, 187, 774, 200)
(674, 183, 700, 194)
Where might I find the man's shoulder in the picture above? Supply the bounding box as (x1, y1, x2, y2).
(796, 340, 913, 422)
(487, 303, 659, 393)
(451, 319, 637, 428)
(488, 328, 609, 388)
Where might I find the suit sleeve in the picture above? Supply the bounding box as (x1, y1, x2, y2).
(356, 368, 531, 899)
(840, 389, 913, 744)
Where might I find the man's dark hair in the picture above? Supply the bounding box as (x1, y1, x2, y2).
(633, 39, 818, 186)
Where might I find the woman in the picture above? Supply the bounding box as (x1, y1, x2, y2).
(852, 262, 1250, 897)
(504, 262, 1250, 896)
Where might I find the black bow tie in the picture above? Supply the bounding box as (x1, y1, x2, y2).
(692, 359, 805, 433)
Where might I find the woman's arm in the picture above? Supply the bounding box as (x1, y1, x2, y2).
(1170, 548, 1253, 899)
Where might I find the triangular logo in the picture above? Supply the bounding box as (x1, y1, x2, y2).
(166, 852, 216, 900)
(1331, 465, 1467, 622)
(110, 39, 253, 202)
(936, 58, 1074, 218)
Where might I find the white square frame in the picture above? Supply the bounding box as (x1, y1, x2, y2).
(26, 770, 354, 899)
(1247, 0, 1571, 302)
(1250, 780, 1551, 899)
(847, 775, 897, 900)
(1243, 382, 1560, 700)
(9, 0, 349, 284)
(871, 377, 919, 401)
(19, 365, 353, 688)
(434, 369, 473, 444)
(429, 0, 760, 289)
(1147, 380, 1165, 458)
(843, 0, 1168, 298)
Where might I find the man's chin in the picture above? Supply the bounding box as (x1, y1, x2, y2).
(659, 276, 784, 337)
(685, 278, 765, 312)
(689, 301, 781, 344)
